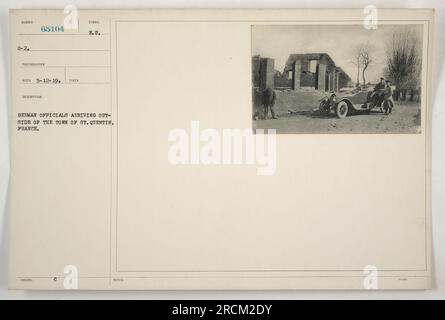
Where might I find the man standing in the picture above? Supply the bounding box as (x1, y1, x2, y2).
(383, 80, 394, 115)
(262, 87, 277, 119)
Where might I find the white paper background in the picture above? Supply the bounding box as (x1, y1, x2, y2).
(0, 0, 444, 299)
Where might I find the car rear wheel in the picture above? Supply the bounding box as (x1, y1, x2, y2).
(336, 101, 349, 119)
(319, 100, 331, 116)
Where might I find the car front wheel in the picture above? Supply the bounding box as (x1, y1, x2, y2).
(336, 101, 349, 119)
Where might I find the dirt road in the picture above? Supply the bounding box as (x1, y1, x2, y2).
(253, 101, 421, 134)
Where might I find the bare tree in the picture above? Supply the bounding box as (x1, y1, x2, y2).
(385, 27, 421, 98)
(352, 45, 362, 85)
(359, 44, 373, 86)
(352, 43, 373, 87)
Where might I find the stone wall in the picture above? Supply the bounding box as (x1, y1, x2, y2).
(259, 58, 275, 90)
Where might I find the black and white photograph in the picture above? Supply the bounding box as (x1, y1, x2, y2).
(252, 24, 424, 134)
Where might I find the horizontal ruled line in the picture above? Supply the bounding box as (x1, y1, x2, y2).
(19, 82, 111, 85)
(23, 49, 110, 52)
(20, 65, 111, 68)
(18, 33, 110, 36)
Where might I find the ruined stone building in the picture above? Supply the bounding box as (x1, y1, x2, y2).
(252, 53, 352, 92)
(284, 53, 352, 92)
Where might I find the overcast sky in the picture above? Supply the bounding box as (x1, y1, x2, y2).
(252, 24, 423, 84)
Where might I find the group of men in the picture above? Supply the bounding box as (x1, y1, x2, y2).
(369, 77, 394, 115)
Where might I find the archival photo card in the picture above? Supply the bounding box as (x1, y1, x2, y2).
(252, 24, 424, 134)
(8, 9, 433, 290)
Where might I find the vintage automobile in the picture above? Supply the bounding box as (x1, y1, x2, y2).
(319, 87, 394, 119)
